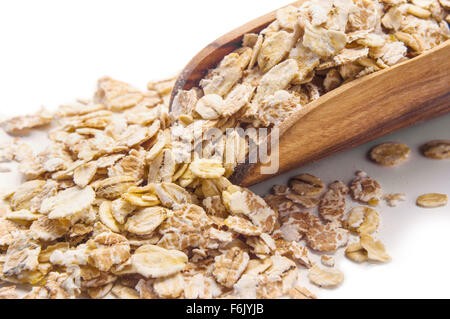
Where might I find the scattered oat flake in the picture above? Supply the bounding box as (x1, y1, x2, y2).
(350, 172, 383, 205)
(309, 264, 344, 288)
(306, 223, 348, 253)
(345, 206, 380, 234)
(321, 256, 335, 267)
(1, 109, 52, 135)
(319, 189, 346, 223)
(384, 193, 406, 207)
(416, 193, 448, 208)
(360, 234, 391, 263)
(370, 142, 411, 166)
(421, 140, 450, 160)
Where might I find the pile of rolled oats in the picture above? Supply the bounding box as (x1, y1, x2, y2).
(0, 0, 448, 299)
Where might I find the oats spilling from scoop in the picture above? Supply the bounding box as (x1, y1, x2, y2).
(172, 0, 449, 133)
(0, 0, 448, 299)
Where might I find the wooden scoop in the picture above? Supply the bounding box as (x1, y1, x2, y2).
(170, 1, 450, 187)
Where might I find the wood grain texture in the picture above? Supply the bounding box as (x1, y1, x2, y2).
(168, 0, 450, 187)
(232, 41, 450, 186)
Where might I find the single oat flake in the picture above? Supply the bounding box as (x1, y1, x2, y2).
(416, 193, 448, 208)
(308, 264, 344, 288)
(421, 140, 450, 160)
(370, 142, 411, 166)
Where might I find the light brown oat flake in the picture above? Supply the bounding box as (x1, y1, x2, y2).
(89, 232, 131, 272)
(328, 181, 349, 195)
(212, 247, 249, 288)
(421, 140, 450, 159)
(0, 141, 15, 163)
(153, 273, 185, 298)
(345, 206, 380, 234)
(384, 193, 407, 207)
(350, 171, 383, 206)
(321, 256, 335, 267)
(195, 94, 225, 120)
(309, 264, 344, 288)
(200, 49, 252, 97)
(94, 176, 135, 200)
(10, 180, 46, 211)
(94, 77, 143, 111)
(2, 234, 41, 278)
(57, 103, 106, 118)
(279, 212, 321, 242)
(223, 187, 278, 234)
(286, 193, 320, 209)
(125, 207, 167, 236)
(110, 198, 136, 225)
(244, 258, 273, 276)
(264, 194, 293, 216)
(5, 209, 41, 222)
(306, 223, 348, 253)
(289, 241, 313, 268)
(203, 195, 229, 218)
(323, 69, 343, 92)
(246, 235, 274, 256)
(257, 31, 295, 73)
(153, 182, 192, 209)
(73, 162, 97, 188)
(253, 59, 299, 102)
(131, 245, 187, 279)
(276, 5, 300, 30)
(370, 142, 411, 166)
(184, 273, 223, 299)
(301, 22, 347, 58)
(40, 186, 96, 223)
(318, 48, 369, 70)
(147, 77, 176, 96)
(288, 286, 317, 299)
(30, 216, 71, 241)
(319, 189, 347, 223)
(190, 158, 225, 179)
(345, 242, 369, 263)
(98, 201, 122, 233)
(416, 193, 448, 208)
(38, 243, 69, 264)
(224, 215, 262, 236)
(289, 174, 325, 196)
(360, 234, 391, 263)
(1, 108, 53, 135)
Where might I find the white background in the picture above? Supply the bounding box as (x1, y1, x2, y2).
(0, 0, 449, 299)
